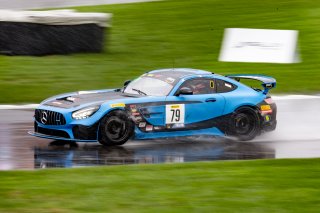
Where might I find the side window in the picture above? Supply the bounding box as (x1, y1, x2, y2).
(179, 78, 216, 95)
(216, 79, 237, 93)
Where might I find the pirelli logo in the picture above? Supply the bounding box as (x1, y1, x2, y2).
(110, 103, 125, 108)
(170, 105, 180, 109)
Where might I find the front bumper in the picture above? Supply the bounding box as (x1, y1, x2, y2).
(28, 131, 97, 142)
(32, 120, 99, 142)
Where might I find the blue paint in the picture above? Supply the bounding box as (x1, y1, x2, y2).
(31, 68, 275, 143)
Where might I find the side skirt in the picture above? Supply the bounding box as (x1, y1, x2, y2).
(133, 127, 225, 140)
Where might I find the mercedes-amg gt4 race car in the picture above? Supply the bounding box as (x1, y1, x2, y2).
(29, 68, 277, 146)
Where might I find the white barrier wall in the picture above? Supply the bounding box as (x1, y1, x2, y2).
(219, 28, 300, 63)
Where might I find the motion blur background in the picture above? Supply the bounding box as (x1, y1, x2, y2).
(1, 1, 320, 212)
(0, 0, 319, 104)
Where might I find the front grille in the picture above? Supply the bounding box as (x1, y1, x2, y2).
(35, 109, 66, 125)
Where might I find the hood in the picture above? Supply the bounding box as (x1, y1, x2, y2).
(44, 90, 140, 109)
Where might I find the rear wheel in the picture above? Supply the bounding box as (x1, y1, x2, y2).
(99, 110, 134, 146)
(230, 107, 260, 141)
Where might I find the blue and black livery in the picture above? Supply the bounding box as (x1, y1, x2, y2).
(29, 68, 277, 146)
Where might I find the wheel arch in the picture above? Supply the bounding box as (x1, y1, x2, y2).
(234, 104, 260, 113)
(225, 104, 262, 141)
(233, 104, 262, 127)
(97, 108, 134, 141)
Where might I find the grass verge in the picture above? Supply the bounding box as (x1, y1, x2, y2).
(1, 0, 320, 103)
(0, 158, 320, 212)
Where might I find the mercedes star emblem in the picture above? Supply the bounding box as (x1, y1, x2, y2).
(40, 111, 48, 124)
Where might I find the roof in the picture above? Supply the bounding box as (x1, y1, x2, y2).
(148, 68, 212, 78)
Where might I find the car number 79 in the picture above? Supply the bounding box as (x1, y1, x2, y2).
(166, 104, 185, 124)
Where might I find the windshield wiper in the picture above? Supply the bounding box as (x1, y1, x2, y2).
(132, 88, 147, 96)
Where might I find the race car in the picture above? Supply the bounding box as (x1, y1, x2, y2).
(29, 68, 277, 146)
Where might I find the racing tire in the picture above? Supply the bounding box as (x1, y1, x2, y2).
(99, 110, 134, 146)
(230, 107, 261, 141)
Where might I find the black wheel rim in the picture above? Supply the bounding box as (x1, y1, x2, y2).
(234, 113, 255, 135)
(105, 117, 128, 142)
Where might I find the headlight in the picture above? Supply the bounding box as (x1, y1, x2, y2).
(72, 105, 100, 120)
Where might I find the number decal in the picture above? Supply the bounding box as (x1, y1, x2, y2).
(210, 80, 215, 88)
(170, 109, 175, 122)
(166, 104, 185, 124)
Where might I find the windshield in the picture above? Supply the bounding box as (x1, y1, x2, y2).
(124, 77, 173, 96)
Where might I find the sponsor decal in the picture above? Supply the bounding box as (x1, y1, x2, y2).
(129, 105, 138, 113)
(264, 98, 274, 104)
(78, 91, 97, 95)
(166, 77, 175, 84)
(170, 105, 180, 109)
(146, 125, 153, 131)
(131, 108, 138, 113)
(52, 101, 62, 105)
(139, 122, 146, 128)
(265, 115, 271, 122)
(134, 116, 142, 122)
(110, 103, 125, 108)
(66, 97, 76, 102)
(154, 126, 164, 130)
(260, 104, 272, 115)
(172, 123, 185, 128)
(260, 105, 271, 111)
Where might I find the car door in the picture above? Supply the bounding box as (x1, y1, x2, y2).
(165, 78, 226, 129)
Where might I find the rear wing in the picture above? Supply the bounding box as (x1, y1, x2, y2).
(226, 74, 276, 95)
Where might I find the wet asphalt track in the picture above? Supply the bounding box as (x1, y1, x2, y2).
(0, 96, 320, 170)
(1, 0, 319, 170)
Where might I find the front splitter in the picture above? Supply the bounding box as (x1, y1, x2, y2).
(28, 131, 97, 142)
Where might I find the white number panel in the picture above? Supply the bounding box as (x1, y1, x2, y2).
(165, 104, 185, 124)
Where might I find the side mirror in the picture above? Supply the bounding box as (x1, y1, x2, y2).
(177, 87, 193, 96)
(123, 80, 131, 87)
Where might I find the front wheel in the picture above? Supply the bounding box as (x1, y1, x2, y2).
(230, 107, 261, 141)
(99, 110, 134, 146)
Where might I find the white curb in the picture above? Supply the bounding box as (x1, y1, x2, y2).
(272, 95, 320, 100)
(0, 104, 39, 110)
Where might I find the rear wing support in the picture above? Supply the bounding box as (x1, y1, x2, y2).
(226, 74, 276, 95)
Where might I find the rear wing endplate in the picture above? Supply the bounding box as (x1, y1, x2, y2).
(226, 74, 276, 95)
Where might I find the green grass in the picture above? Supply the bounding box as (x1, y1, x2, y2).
(1, 0, 320, 103)
(1, 159, 320, 212)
